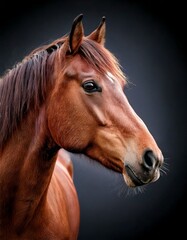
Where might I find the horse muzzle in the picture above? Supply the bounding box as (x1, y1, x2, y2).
(124, 150, 164, 187)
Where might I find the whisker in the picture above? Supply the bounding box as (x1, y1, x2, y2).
(160, 168, 167, 175)
(109, 174, 128, 197)
(126, 186, 147, 196)
(112, 175, 147, 197)
(160, 158, 170, 176)
(162, 165, 169, 171)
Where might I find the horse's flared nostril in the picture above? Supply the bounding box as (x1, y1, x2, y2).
(143, 150, 156, 171)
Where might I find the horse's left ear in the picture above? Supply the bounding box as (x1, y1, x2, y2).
(87, 17, 106, 45)
(69, 14, 84, 54)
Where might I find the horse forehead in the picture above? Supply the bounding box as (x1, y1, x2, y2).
(64, 56, 122, 85)
(105, 71, 116, 84)
(64, 55, 94, 76)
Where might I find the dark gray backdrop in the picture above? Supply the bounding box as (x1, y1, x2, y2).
(1, 1, 186, 239)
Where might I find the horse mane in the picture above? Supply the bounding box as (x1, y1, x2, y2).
(0, 38, 65, 148)
(0, 36, 125, 149)
(80, 39, 125, 81)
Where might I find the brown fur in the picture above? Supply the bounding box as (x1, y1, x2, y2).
(0, 37, 124, 149)
(0, 15, 163, 240)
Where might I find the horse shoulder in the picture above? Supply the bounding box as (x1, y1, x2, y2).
(56, 149, 74, 178)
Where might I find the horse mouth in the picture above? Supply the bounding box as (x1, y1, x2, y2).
(125, 165, 144, 186)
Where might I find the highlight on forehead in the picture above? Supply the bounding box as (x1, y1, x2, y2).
(79, 39, 126, 83)
(106, 71, 116, 83)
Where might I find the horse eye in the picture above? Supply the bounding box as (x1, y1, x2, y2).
(82, 80, 102, 93)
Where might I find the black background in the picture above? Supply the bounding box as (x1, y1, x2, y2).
(0, 1, 187, 239)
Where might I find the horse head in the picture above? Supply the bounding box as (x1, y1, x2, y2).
(47, 14, 164, 188)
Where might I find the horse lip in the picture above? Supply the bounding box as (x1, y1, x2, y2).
(125, 165, 145, 186)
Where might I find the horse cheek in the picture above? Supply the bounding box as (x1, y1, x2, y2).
(46, 101, 89, 150)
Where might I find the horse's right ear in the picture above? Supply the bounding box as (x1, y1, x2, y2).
(69, 14, 84, 54)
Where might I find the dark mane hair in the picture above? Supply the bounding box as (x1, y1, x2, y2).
(0, 39, 63, 148)
(0, 36, 125, 148)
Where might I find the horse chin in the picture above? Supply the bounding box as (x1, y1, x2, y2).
(123, 166, 146, 187)
(123, 165, 160, 188)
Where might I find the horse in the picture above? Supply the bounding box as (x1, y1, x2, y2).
(0, 14, 164, 240)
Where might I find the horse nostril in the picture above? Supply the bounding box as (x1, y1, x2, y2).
(143, 150, 156, 171)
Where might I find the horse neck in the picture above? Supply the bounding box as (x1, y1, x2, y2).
(0, 107, 59, 229)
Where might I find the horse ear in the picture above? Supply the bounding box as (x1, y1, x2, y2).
(87, 17, 106, 45)
(69, 14, 84, 54)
